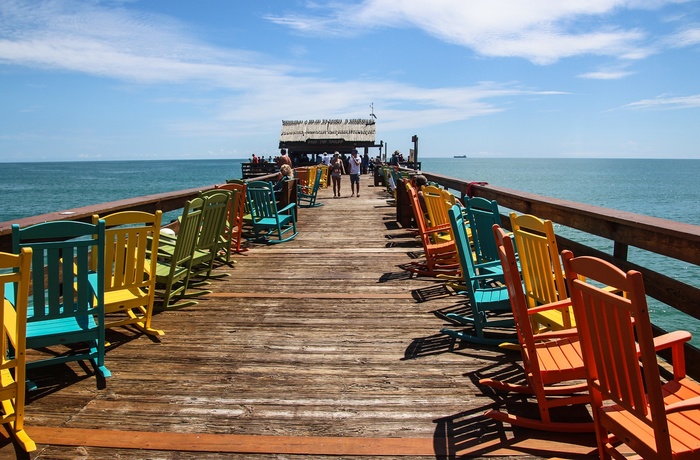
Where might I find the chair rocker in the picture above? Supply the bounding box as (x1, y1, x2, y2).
(563, 250, 700, 459)
(12, 220, 111, 385)
(246, 180, 298, 244)
(297, 167, 323, 208)
(479, 226, 592, 432)
(400, 183, 460, 277)
(92, 210, 164, 336)
(152, 197, 208, 309)
(439, 205, 514, 345)
(0, 248, 36, 451)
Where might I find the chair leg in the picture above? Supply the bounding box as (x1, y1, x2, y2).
(88, 341, 111, 379)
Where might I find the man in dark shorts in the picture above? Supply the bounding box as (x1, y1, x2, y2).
(348, 150, 361, 197)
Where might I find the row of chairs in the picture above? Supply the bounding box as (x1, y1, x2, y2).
(0, 179, 301, 451)
(400, 181, 700, 458)
(402, 179, 571, 343)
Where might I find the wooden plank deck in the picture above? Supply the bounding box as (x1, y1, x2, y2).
(1, 181, 598, 459)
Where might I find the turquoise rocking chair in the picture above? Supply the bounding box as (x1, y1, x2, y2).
(12, 220, 111, 386)
(440, 204, 515, 345)
(246, 180, 298, 243)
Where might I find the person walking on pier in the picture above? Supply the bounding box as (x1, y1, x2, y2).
(348, 150, 362, 197)
(330, 152, 345, 198)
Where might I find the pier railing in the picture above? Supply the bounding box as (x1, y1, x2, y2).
(1, 169, 699, 377)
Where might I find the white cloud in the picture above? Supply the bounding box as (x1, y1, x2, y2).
(622, 94, 700, 110)
(267, 0, 686, 64)
(578, 69, 635, 80)
(669, 27, 700, 47)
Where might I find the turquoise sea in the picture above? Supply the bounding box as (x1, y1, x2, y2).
(1, 158, 699, 342)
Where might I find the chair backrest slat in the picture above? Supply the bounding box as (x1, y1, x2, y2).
(197, 190, 230, 251)
(423, 185, 451, 230)
(13, 220, 104, 321)
(464, 197, 502, 266)
(511, 212, 566, 307)
(448, 204, 478, 282)
(247, 181, 278, 220)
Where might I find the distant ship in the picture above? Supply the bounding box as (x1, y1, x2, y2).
(453, 155, 467, 158)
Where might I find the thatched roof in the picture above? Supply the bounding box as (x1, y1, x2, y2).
(279, 119, 376, 144)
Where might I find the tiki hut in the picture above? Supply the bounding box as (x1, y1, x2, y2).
(279, 119, 381, 165)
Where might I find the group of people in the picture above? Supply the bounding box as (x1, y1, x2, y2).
(273, 149, 361, 199)
(271, 148, 375, 199)
(389, 150, 406, 166)
(250, 149, 295, 168)
(250, 154, 274, 164)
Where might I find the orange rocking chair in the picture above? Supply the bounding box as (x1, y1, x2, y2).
(479, 225, 593, 432)
(399, 183, 460, 277)
(563, 250, 700, 459)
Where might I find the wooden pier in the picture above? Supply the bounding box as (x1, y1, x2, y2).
(1, 181, 598, 459)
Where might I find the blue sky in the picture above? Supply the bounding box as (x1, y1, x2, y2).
(1, 0, 699, 161)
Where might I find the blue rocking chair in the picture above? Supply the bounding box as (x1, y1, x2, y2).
(440, 204, 515, 345)
(246, 180, 298, 243)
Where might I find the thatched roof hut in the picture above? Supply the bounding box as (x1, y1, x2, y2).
(279, 119, 380, 161)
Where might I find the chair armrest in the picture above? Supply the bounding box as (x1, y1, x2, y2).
(158, 233, 178, 245)
(424, 223, 452, 234)
(278, 203, 296, 213)
(469, 272, 504, 283)
(527, 299, 572, 316)
(652, 330, 692, 351)
(531, 328, 579, 341)
(651, 330, 692, 380)
(665, 395, 700, 415)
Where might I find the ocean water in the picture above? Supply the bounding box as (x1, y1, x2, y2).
(0, 160, 247, 222)
(1, 158, 699, 341)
